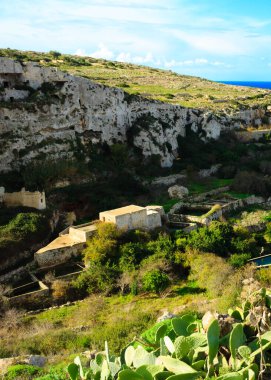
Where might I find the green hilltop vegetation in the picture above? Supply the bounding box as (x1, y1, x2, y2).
(1, 48, 271, 112)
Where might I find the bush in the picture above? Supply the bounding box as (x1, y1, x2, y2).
(142, 269, 170, 294)
(257, 267, 271, 286)
(0, 212, 47, 240)
(229, 253, 251, 268)
(186, 221, 233, 256)
(186, 251, 234, 298)
(49, 50, 61, 58)
(23, 159, 87, 191)
(232, 170, 270, 196)
(51, 280, 72, 303)
(73, 263, 119, 295)
(146, 233, 176, 259)
(5, 364, 41, 379)
(119, 242, 148, 272)
(0, 212, 50, 263)
(83, 223, 121, 265)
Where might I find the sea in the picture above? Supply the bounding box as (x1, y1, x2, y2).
(219, 81, 271, 90)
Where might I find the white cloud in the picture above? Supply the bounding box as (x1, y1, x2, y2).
(164, 58, 232, 69)
(91, 43, 114, 60)
(87, 45, 159, 65)
(116, 52, 157, 65)
(75, 48, 87, 57)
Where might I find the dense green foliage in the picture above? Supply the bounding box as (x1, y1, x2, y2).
(4, 364, 41, 379)
(74, 224, 178, 296)
(142, 270, 170, 294)
(184, 222, 261, 258)
(71, 219, 269, 300)
(0, 210, 50, 266)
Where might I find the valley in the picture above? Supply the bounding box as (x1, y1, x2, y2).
(1, 50, 271, 379)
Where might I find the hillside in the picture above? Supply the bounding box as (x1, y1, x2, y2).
(2, 49, 271, 379)
(1, 48, 271, 112)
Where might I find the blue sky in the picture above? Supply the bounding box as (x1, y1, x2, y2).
(1, 0, 271, 80)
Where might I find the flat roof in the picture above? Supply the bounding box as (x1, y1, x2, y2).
(71, 224, 97, 232)
(36, 235, 83, 254)
(100, 205, 145, 217)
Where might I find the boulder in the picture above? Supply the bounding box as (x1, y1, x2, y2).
(157, 311, 177, 322)
(168, 185, 189, 199)
(28, 355, 46, 368)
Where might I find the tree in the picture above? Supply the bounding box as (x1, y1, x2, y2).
(142, 269, 170, 294)
(187, 222, 233, 256)
(83, 223, 121, 265)
(49, 50, 61, 58)
(74, 262, 119, 295)
(119, 242, 148, 272)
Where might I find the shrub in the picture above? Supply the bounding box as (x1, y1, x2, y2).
(142, 269, 170, 294)
(73, 263, 119, 295)
(51, 280, 72, 303)
(119, 242, 148, 272)
(1, 308, 24, 330)
(23, 159, 87, 191)
(187, 251, 234, 298)
(0, 212, 50, 262)
(232, 170, 270, 196)
(83, 223, 121, 265)
(146, 233, 176, 259)
(257, 266, 271, 286)
(186, 221, 233, 256)
(229, 253, 251, 268)
(265, 223, 271, 242)
(49, 50, 61, 58)
(5, 364, 41, 379)
(231, 236, 257, 254)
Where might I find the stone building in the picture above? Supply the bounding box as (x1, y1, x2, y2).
(0, 187, 46, 210)
(35, 205, 163, 267)
(99, 204, 163, 230)
(35, 222, 97, 267)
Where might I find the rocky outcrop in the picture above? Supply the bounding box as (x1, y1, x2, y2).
(168, 185, 189, 199)
(0, 57, 270, 172)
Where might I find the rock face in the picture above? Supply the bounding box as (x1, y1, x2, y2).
(168, 185, 189, 199)
(0, 57, 270, 172)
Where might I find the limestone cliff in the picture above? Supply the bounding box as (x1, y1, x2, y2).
(0, 57, 269, 171)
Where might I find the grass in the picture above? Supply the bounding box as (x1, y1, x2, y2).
(1, 287, 208, 360)
(264, 213, 271, 222)
(153, 197, 180, 213)
(174, 281, 204, 296)
(187, 178, 233, 194)
(226, 191, 251, 199)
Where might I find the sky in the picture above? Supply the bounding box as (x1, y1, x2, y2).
(1, 0, 271, 80)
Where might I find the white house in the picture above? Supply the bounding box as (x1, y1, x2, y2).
(99, 204, 163, 230)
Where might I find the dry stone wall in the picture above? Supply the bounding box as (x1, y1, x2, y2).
(0, 58, 270, 171)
